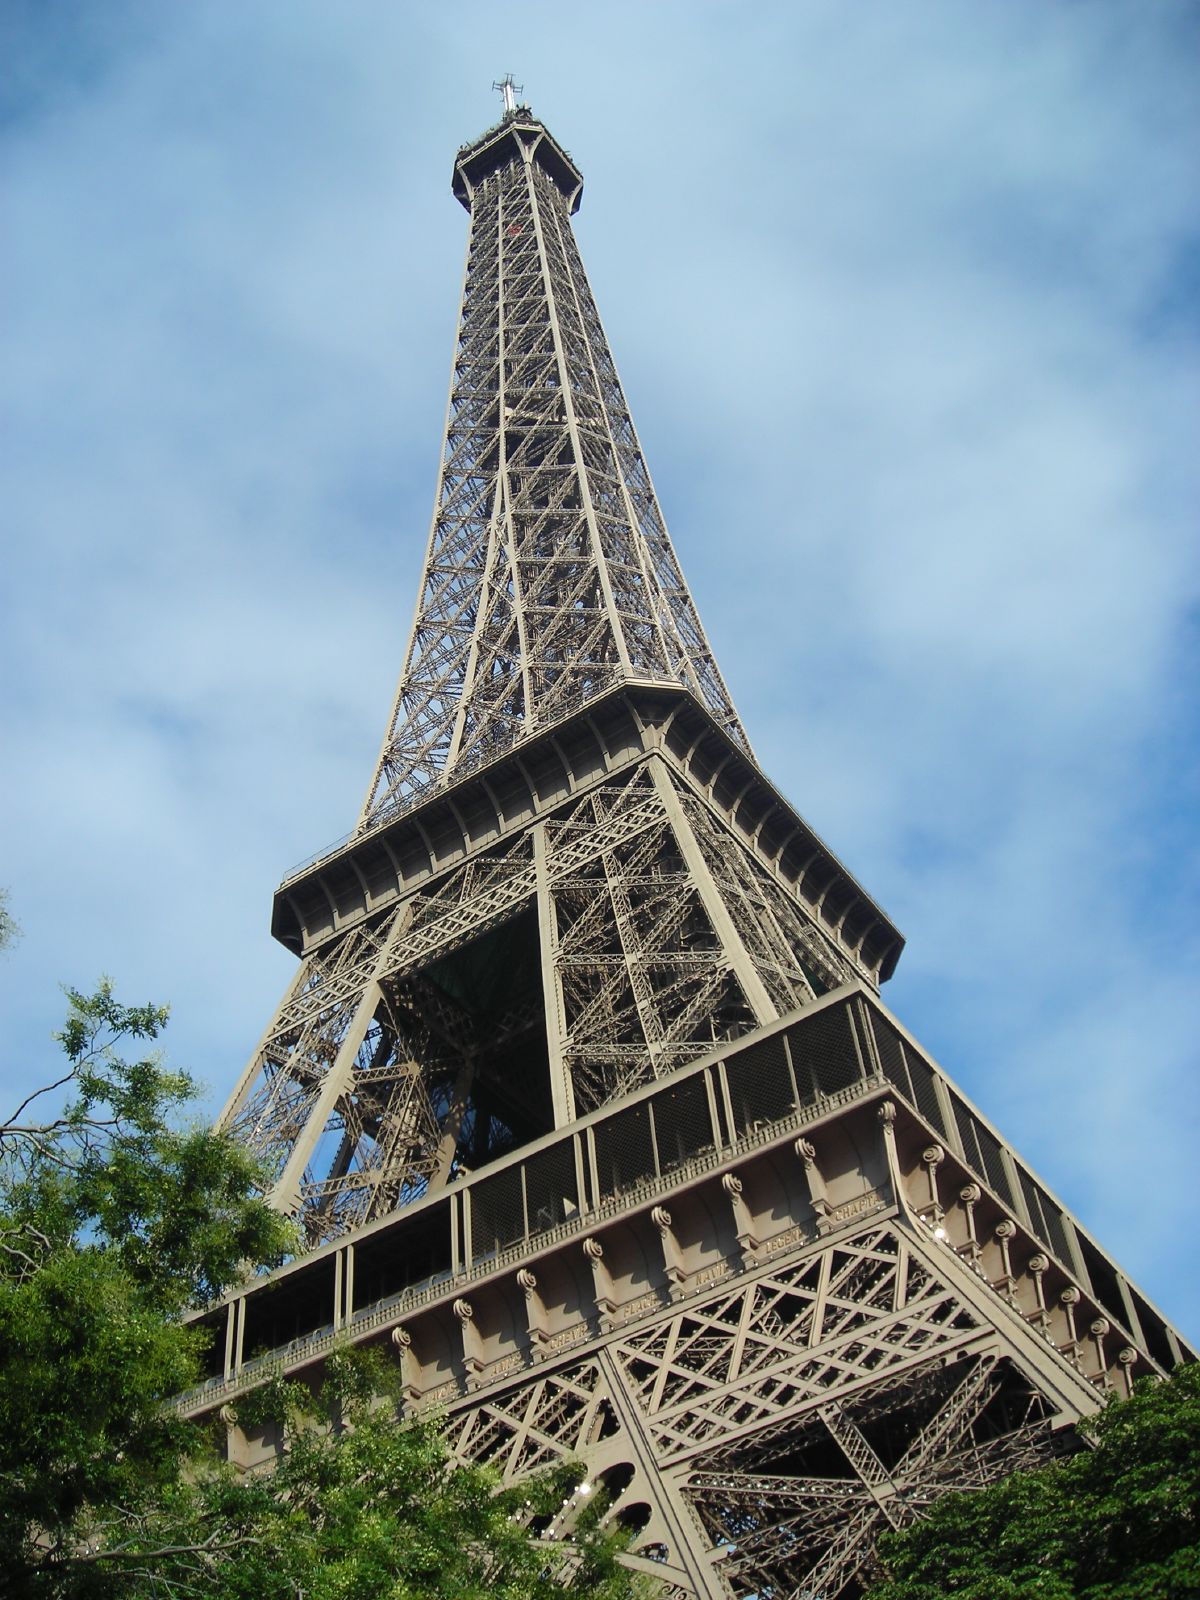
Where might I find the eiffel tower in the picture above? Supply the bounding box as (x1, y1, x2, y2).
(187, 88, 1193, 1597)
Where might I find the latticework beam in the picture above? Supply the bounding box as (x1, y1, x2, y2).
(201, 98, 1191, 1600)
(359, 110, 745, 829)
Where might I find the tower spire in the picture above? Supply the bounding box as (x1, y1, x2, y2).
(491, 72, 522, 114)
(359, 105, 746, 832)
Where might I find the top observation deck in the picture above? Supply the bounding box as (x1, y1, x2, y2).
(452, 107, 584, 214)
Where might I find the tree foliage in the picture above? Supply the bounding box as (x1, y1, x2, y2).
(126, 1351, 642, 1600)
(0, 888, 18, 952)
(864, 1362, 1200, 1600)
(0, 987, 647, 1598)
(0, 982, 294, 1593)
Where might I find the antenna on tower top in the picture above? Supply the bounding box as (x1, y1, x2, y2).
(492, 74, 523, 114)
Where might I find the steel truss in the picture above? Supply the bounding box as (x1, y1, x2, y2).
(205, 102, 1187, 1600)
(219, 756, 856, 1246)
(360, 112, 744, 828)
(438, 1220, 1063, 1598)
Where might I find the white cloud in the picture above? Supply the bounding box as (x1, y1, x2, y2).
(2, 1, 1197, 1340)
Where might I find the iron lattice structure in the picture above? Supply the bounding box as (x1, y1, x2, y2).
(205, 102, 1192, 1598)
(361, 111, 744, 825)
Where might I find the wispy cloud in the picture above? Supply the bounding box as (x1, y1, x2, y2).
(2, 1, 1197, 1335)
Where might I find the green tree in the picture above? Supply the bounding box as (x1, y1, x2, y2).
(0, 988, 647, 1598)
(134, 1352, 642, 1600)
(864, 1362, 1200, 1600)
(0, 981, 295, 1594)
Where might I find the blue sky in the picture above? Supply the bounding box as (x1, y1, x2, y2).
(3, 2, 1198, 1339)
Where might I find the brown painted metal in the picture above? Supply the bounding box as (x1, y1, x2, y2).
(207, 103, 1191, 1598)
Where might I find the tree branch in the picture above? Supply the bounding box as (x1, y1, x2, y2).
(62, 1527, 264, 1566)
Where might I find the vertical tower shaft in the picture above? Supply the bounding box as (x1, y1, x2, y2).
(360, 111, 745, 830)
(216, 105, 901, 1247)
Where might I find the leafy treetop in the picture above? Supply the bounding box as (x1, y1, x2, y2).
(864, 1360, 1200, 1600)
(0, 984, 647, 1599)
(0, 982, 294, 1591)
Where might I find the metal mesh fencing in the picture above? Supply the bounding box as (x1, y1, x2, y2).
(952, 1096, 982, 1173)
(242, 1257, 337, 1360)
(353, 1209, 453, 1308)
(1126, 1285, 1175, 1370)
(871, 1010, 910, 1099)
(524, 1139, 580, 1237)
(973, 1120, 1014, 1208)
(650, 1073, 717, 1175)
(725, 1034, 797, 1136)
(1018, 1169, 1074, 1273)
(869, 1012, 946, 1138)
(593, 1100, 657, 1201)
(471, 1163, 526, 1261)
(786, 1001, 866, 1102)
(1074, 1228, 1128, 1329)
(904, 1051, 948, 1137)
